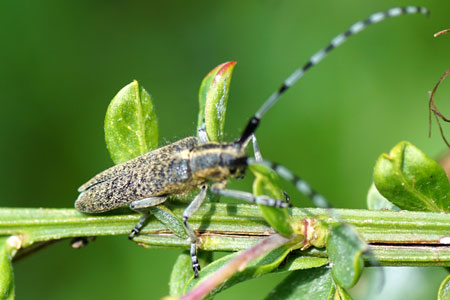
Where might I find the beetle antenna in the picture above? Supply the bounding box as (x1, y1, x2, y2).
(246, 157, 332, 208)
(237, 6, 429, 146)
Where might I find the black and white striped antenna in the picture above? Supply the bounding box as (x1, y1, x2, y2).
(237, 6, 429, 146)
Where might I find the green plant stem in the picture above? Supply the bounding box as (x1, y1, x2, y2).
(2, 203, 450, 266)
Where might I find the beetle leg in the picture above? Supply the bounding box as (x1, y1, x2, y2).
(283, 191, 290, 203)
(128, 196, 168, 239)
(251, 134, 263, 161)
(71, 236, 96, 248)
(182, 185, 208, 278)
(210, 185, 291, 208)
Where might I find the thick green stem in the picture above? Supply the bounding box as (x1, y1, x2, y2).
(2, 203, 450, 266)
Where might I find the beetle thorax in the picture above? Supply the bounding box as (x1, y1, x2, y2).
(189, 142, 247, 182)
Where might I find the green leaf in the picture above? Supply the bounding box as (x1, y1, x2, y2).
(105, 80, 158, 164)
(169, 252, 192, 297)
(169, 251, 212, 297)
(274, 254, 329, 273)
(333, 284, 353, 300)
(249, 163, 294, 237)
(197, 61, 236, 142)
(184, 244, 292, 296)
(326, 224, 366, 289)
(367, 183, 399, 211)
(265, 266, 352, 300)
(374, 141, 450, 212)
(104, 81, 189, 242)
(439, 274, 450, 300)
(148, 205, 188, 239)
(0, 237, 21, 300)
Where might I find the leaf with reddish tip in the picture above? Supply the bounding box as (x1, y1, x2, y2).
(374, 141, 450, 212)
(105, 80, 158, 164)
(197, 62, 236, 142)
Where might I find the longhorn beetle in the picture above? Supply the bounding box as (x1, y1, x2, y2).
(75, 7, 428, 278)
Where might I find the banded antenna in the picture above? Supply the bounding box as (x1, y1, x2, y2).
(237, 6, 429, 146)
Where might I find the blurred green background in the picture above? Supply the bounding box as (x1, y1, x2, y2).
(1, 0, 450, 299)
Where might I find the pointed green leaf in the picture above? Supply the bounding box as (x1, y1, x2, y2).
(249, 163, 294, 237)
(197, 62, 236, 142)
(265, 267, 352, 300)
(333, 284, 353, 300)
(274, 254, 329, 273)
(374, 141, 450, 212)
(170, 251, 192, 298)
(367, 183, 399, 211)
(169, 251, 212, 297)
(105, 80, 158, 164)
(197, 64, 222, 129)
(439, 274, 450, 300)
(184, 244, 292, 296)
(0, 254, 13, 300)
(148, 205, 188, 239)
(327, 224, 366, 289)
(0, 237, 20, 300)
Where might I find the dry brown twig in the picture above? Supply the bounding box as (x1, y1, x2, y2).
(428, 30, 450, 147)
(434, 29, 450, 37)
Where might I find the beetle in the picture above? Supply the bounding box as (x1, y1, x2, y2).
(75, 6, 428, 278)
